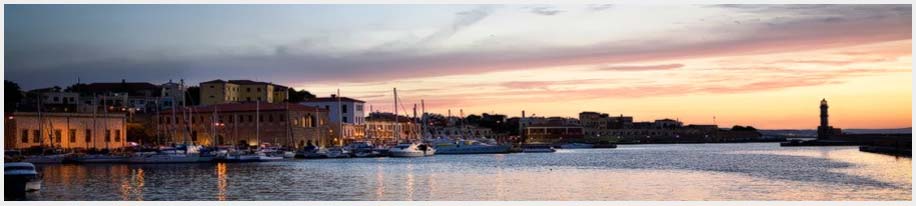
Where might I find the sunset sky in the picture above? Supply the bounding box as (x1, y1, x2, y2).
(4, 4, 912, 129)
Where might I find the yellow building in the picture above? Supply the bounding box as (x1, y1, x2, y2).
(5, 112, 128, 150)
(199, 80, 288, 105)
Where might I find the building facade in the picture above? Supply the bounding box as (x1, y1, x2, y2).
(365, 112, 421, 145)
(300, 95, 367, 144)
(160, 80, 187, 110)
(157, 103, 330, 148)
(6, 112, 128, 150)
(199, 80, 289, 105)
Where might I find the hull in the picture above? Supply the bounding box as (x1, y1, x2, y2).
(436, 145, 511, 154)
(23, 155, 65, 164)
(219, 155, 262, 162)
(388, 151, 426, 157)
(129, 155, 201, 164)
(258, 156, 284, 161)
(76, 156, 130, 163)
(522, 148, 556, 153)
(560, 143, 594, 149)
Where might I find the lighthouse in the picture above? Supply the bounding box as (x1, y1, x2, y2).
(817, 98, 831, 139)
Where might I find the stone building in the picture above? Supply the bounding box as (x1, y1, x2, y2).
(5, 112, 128, 150)
(199, 80, 289, 105)
(157, 102, 330, 148)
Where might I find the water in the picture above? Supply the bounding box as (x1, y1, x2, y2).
(28, 143, 911, 201)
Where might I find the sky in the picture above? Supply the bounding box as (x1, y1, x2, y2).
(4, 4, 912, 129)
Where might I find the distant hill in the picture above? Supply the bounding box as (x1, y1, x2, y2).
(761, 128, 912, 137)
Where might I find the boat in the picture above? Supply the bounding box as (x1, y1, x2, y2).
(388, 143, 436, 157)
(219, 150, 264, 162)
(128, 148, 201, 164)
(296, 144, 328, 159)
(74, 154, 130, 163)
(325, 147, 352, 158)
(5, 162, 42, 200)
(522, 144, 557, 153)
(559, 143, 594, 149)
(434, 139, 511, 154)
(22, 154, 68, 164)
(346, 141, 381, 158)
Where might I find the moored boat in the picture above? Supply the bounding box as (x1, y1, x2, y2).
(388, 143, 436, 157)
(522, 144, 556, 153)
(559, 143, 594, 149)
(4, 162, 42, 200)
(434, 140, 511, 154)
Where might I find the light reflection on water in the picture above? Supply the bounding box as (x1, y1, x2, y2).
(29, 143, 911, 201)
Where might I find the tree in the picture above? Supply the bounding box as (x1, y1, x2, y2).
(5, 80, 24, 112)
(731, 125, 758, 131)
(288, 88, 316, 103)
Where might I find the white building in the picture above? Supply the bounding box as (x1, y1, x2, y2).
(300, 95, 366, 142)
(160, 80, 187, 110)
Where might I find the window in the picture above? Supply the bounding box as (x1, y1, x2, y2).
(247, 88, 251, 92)
(69, 129, 77, 143)
(21, 130, 29, 143)
(54, 129, 62, 143)
(279, 114, 285, 122)
(33, 130, 40, 143)
(343, 116, 348, 123)
(342, 105, 348, 114)
(105, 130, 111, 142)
(268, 115, 273, 122)
(210, 85, 214, 88)
(210, 95, 215, 99)
(259, 115, 264, 122)
(248, 115, 253, 122)
(228, 115, 234, 123)
(115, 130, 121, 142)
(85, 129, 92, 142)
(257, 97, 261, 101)
(257, 88, 261, 92)
(247, 97, 251, 101)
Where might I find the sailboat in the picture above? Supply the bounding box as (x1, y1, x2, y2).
(388, 88, 436, 157)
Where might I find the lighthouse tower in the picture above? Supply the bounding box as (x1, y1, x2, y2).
(817, 98, 831, 139)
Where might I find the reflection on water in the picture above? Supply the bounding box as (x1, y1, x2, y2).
(29, 143, 911, 201)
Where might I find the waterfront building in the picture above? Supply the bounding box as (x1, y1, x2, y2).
(300, 95, 367, 144)
(5, 112, 128, 150)
(523, 123, 585, 144)
(79, 80, 162, 113)
(159, 79, 187, 110)
(365, 112, 421, 145)
(199, 80, 289, 105)
(429, 125, 495, 139)
(156, 102, 330, 148)
(580, 112, 634, 137)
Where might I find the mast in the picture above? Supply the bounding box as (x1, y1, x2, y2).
(337, 89, 342, 146)
(393, 88, 399, 143)
(413, 103, 418, 139)
(285, 102, 292, 148)
(256, 100, 260, 149)
(37, 93, 44, 152)
(421, 100, 426, 139)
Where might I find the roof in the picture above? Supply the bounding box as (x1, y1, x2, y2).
(302, 96, 366, 103)
(85, 82, 160, 91)
(159, 102, 326, 114)
(200, 79, 287, 88)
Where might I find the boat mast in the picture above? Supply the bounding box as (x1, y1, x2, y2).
(421, 100, 426, 139)
(393, 88, 399, 143)
(256, 100, 260, 149)
(337, 89, 342, 146)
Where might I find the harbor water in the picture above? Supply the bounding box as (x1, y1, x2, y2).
(28, 143, 911, 201)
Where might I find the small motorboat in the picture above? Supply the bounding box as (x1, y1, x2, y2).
(522, 144, 557, 153)
(325, 147, 351, 158)
(388, 143, 436, 157)
(5, 162, 42, 200)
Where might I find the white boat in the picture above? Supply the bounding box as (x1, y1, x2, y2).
(325, 147, 351, 158)
(560, 143, 594, 149)
(522, 145, 557, 153)
(346, 141, 380, 158)
(221, 152, 263, 162)
(129, 151, 200, 164)
(388, 143, 436, 157)
(282, 151, 296, 158)
(434, 139, 511, 155)
(5, 162, 42, 200)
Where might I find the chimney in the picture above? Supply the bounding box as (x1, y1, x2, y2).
(330, 94, 336, 98)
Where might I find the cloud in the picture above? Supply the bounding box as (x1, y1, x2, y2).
(418, 6, 496, 46)
(597, 63, 684, 71)
(587, 4, 614, 12)
(529, 7, 564, 16)
(4, 5, 911, 90)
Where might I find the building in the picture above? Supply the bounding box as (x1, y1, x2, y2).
(300, 95, 367, 143)
(580, 112, 635, 137)
(5, 112, 128, 150)
(365, 112, 421, 145)
(817, 98, 842, 139)
(199, 80, 289, 105)
(159, 80, 187, 110)
(523, 123, 584, 144)
(157, 103, 330, 148)
(429, 126, 495, 139)
(80, 80, 162, 113)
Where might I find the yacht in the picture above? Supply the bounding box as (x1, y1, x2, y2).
(522, 144, 557, 153)
(5, 162, 42, 200)
(128, 148, 201, 164)
(22, 154, 68, 164)
(434, 139, 511, 154)
(388, 143, 436, 157)
(559, 143, 595, 149)
(325, 147, 352, 158)
(346, 141, 381, 158)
